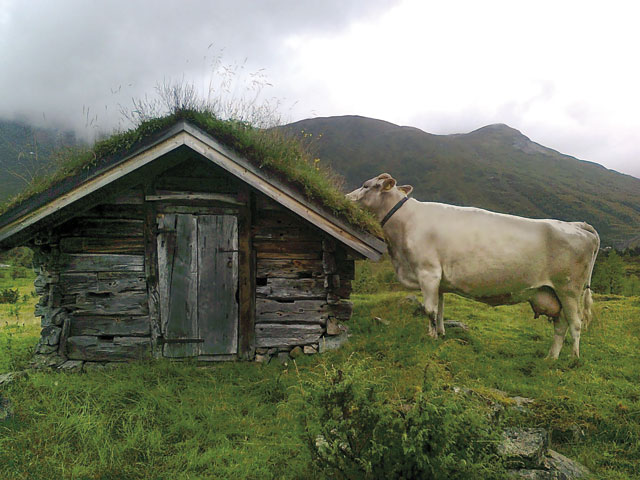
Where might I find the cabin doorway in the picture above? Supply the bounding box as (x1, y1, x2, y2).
(156, 213, 238, 359)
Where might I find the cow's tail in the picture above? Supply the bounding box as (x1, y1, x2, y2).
(580, 222, 600, 329)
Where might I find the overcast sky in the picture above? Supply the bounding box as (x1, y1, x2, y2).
(1, 0, 639, 179)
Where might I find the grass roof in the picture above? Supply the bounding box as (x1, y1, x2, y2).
(0, 109, 383, 238)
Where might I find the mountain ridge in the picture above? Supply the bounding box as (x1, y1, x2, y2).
(283, 115, 640, 248)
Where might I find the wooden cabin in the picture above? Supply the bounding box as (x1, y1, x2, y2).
(0, 120, 385, 369)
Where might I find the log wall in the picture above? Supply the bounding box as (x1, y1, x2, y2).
(252, 194, 354, 359)
(31, 187, 151, 369)
(29, 158, 357, 368)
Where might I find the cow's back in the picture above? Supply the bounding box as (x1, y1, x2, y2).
(397, 201, 596, 296)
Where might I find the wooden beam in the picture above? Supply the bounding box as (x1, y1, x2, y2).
(237, 186, 255, 359)
(145, 192, 245, 205)
(143, 184, 162, 357)
(66, 336, 150, 361)
(62, 254, 145, 273)
(255, 323, 323, 348)
(70, 315, 151, 337)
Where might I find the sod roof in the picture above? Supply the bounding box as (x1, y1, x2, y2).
(0, 110, 385, 258)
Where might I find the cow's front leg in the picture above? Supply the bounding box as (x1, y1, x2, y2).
(418, 271, 441, 339)
(436, 291, 445, 337)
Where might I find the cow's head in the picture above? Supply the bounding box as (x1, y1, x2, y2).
(346, 173, 413, 216)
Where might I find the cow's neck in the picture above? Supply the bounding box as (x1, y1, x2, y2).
(380, 198, 418, 288)
(380, 196, 410, 227)
(376, 191, 406, 223)
(380, 195, 412, 247)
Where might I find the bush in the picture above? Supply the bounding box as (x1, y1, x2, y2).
(302, 358, 506, 479)
(10, 268, 27, 279)
(592, 250, 639, 296)
(0, 288, 19, 304)
(623, 275, 640, 296)
(353, 261, 379, 294)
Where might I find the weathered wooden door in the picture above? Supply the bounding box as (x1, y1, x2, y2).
(157, 214, 238, 358)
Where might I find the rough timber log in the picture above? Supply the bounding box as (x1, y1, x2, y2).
(60, 272, 146, 294)
(70, 315, 151, 337)
(63, 254, 144, 273)
(256, 277, 326, 301)
(255, 298, 352, 324)
(58, 218, 144, 237)
(256, 259, 323, 279)
(255, 323, 323, 348)
(74, 291, 149, 315)
(60, 236, 144, 254)
(256, 299, 328, 324)
(66, 336, 150, 361)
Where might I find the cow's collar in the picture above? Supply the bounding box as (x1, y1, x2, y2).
(380, 195, 410, 227)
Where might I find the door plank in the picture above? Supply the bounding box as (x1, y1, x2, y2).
(198, 215, 238, 355)
(164, 214, 199, 357)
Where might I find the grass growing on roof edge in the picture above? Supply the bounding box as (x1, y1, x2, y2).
(0, 109, 383, 238)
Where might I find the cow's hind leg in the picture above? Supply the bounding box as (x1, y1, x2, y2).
(418, 271, 441, 339)
(436, 291, 445, 336)
(547, 316, 568, 360)
(562, 296, 582, 358)
(547, 295, 582, 359)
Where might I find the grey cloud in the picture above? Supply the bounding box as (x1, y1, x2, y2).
(0, 0, 397, 132)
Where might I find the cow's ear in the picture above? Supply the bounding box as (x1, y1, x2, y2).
(382, 177, 396, 191)
(398, 185, 413, 196)
(377, 173, 393, 180)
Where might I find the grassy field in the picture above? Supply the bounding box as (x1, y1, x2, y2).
(0, 267, 40, 372)
(0, 269, 639, 479)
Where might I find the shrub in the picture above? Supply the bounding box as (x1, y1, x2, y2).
(592, 250, 626, 295)
(0, 288, 19, 304)
(302, 358, 506, 479)
(10, 268, 27, 280)
(623, 275, 640, 296)
(353, 261, 378, 294)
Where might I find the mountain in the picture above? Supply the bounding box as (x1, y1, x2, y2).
(0, 119, 78, 202)
(283, 116, 640, 248)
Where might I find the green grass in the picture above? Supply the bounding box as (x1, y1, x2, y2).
(0, 267, 39, 372)
(1, 270, 639, 478)
(0, 267, 39, 327)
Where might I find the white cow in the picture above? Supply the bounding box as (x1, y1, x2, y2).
(347, 173, 600, 358)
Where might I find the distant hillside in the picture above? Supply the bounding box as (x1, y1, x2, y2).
(0, 119, 77, 202)
(284, 116, 640, 248)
